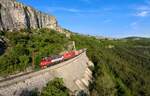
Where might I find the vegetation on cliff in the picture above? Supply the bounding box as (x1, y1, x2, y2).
(27, 78, 69, 96)
(40, 78, 69, 96)
(71, 34, 150, 96)
(0, 29, 69, 76)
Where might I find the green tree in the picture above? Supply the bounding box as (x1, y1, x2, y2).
(19, 55, 29, 71)
(41, 78, 69, 96)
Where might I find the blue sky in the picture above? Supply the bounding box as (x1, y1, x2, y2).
(18, 0, 150, 38)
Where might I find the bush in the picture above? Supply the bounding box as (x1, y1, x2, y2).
(41, 78, 69, 96)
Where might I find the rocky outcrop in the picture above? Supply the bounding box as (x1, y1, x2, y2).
(0, 0, 61, 32)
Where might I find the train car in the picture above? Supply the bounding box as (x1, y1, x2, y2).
(40, 57, 52, 68)
(74, 50, 82, 55)
(74, 50, 79, 56)
(40, 55, 64, 68)
(61, 50, 82, 60)
(51, 55, 64, 63)
(63, 51, 76, 60)
(40, 49, 84, 69)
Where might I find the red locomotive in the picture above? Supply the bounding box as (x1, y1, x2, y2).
(63, 51, 76, 59)
(40, 50, 82, 69)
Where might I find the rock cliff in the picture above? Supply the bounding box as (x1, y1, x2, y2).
(0, 0, 62, 32)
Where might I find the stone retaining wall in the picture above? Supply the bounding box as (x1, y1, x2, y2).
(0, 51, 94, 96)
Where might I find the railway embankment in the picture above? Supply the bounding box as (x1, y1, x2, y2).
(0, 51, 94, 96)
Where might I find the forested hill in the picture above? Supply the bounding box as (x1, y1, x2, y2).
(0, 29, 70, 76)
(0, 28, 150, 95)
(71, 34, 150, 96)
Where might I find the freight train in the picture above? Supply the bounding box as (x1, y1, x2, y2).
(40, 50, 83, 69)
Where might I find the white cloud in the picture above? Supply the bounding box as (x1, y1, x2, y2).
(47, 7, 81, 13)
(47, 6, 102, 14)
(134, 6, 150, 17)
(136, 11, 149, 17)
(133, 1, 150, 17)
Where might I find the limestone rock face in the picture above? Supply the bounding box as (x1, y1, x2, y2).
(0, 0, 59, 31)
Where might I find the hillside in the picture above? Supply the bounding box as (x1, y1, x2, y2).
(71, 34, 150, 96)
(0, 29, 70, 76)
(0, 29, 150, 96)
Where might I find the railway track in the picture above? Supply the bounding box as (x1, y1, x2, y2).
(0, 50, 85, 88)
(0, 71, 34, 83)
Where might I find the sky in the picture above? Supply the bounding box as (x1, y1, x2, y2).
(18, 0, 150, 38)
